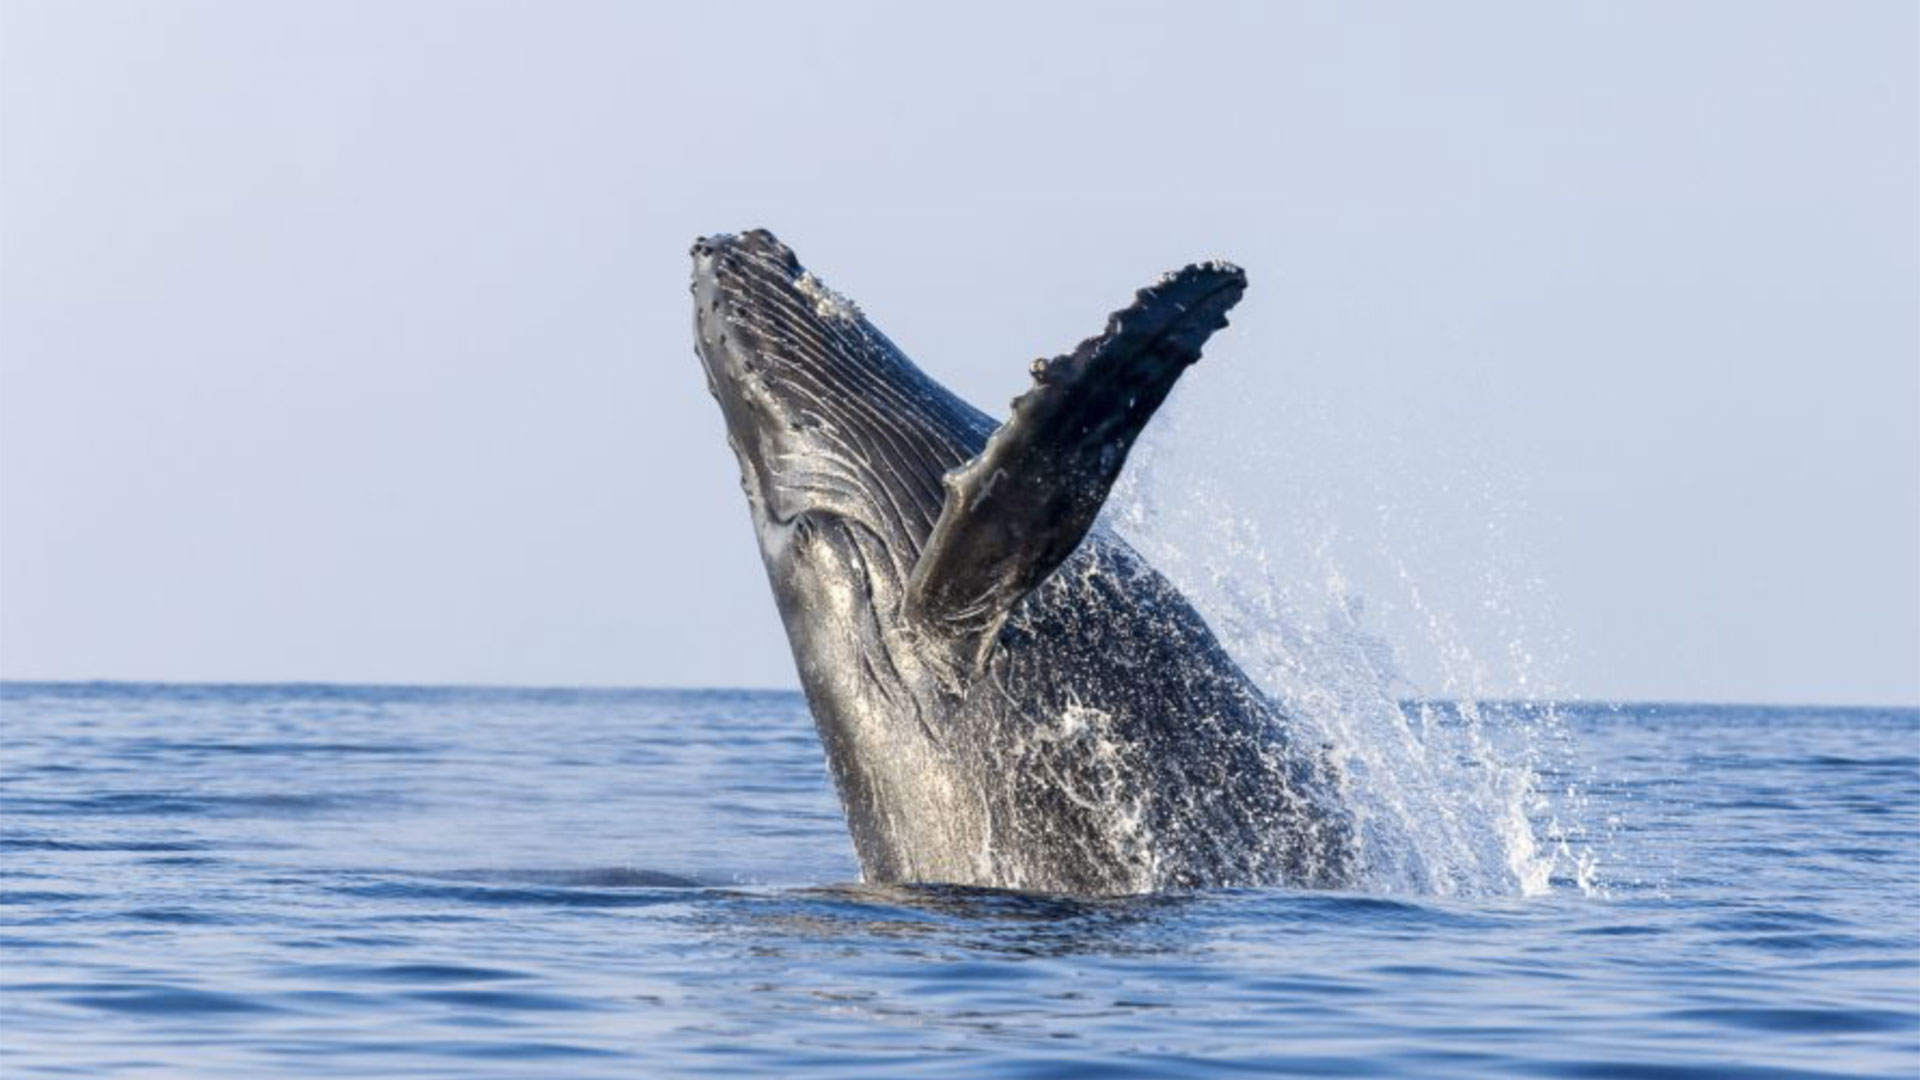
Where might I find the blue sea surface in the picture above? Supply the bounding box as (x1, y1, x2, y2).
(0, 682, 1914, 1077)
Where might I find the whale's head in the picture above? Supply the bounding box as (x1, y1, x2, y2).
(691, 231, 1003, 850)
(690, 230, 991, 576)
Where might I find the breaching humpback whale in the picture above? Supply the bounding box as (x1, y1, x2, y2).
(692, 229, 1353, 894)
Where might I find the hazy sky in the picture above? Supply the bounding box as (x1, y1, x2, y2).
(2, 2, 1915, 704)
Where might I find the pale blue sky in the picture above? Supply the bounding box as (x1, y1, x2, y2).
(2, 2, 1915, 704)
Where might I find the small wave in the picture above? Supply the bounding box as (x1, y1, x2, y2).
(61, 984, 285, 1017)
(443, 867, 707, 889)
(3, 791, 393, 818)
(428, 1041, 623, 1061)
(274, 962, 531, 984)
(1719, 932, 1899, 954)
(1693, 909, 1851, 932)
(0, 836, 213, 852)
(330, 869, 711, 909)
(122, 739, 432, 758)
(1803, 753, 1920, 769)
(404, 988, 593, 1012)
(1532, 1061, 1854, 1080)
(119, 906, 234, 925)
(0, 890, 93, 906)
(1663, 1005, 1913, 1035)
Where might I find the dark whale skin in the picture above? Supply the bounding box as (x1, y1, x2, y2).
(692, 229, 1354, 895)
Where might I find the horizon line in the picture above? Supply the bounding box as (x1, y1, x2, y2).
(0, 676, 1913, 713)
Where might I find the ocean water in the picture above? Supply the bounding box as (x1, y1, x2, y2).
(1, 681, 1914, 1078)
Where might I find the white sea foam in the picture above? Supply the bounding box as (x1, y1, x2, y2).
(1108, 379, 1601, 899)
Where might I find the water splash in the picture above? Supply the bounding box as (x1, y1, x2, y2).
(1017, 696, 1158, 892)
(1108, 388, 1601, 899)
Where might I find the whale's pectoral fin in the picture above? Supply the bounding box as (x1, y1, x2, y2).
(904, 262, 1248, 680)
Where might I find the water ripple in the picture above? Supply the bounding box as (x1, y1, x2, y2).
(0, 684, 1912, 1079)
